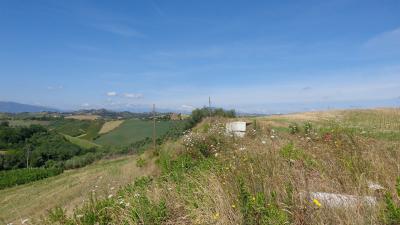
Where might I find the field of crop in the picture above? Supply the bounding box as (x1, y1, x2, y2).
(5, 120, 50, 127)
(49, 119, 104, 138)
(98, 120, 124, 134)
(65, 115, 100, 120)
(63, 134, 101, 149)
(0, 152, 158, 224)
(95, 119, 183, 147)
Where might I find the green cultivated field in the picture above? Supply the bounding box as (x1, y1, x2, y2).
(63, 134, 102, 149)
(95, 119, 182, 147)
(49, 119, 104, 138)
(5, 120, 50, 127)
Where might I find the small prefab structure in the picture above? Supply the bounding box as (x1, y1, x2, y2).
(226, 121, 247, 138)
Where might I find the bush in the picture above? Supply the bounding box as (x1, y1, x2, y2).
(190, 107, 235, 126)
(238, 179, 289, 225)
(382, 177, 400, 224)
(288, 123, 299, 134)
(182, 123, 227, 158)
(0, 167, 63, 189)
(136, 157, 146, 167)
(303, 122, 312, 135)
(64, 152, 103, 170)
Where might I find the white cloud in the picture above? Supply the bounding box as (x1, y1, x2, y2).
(123, 93, 143, 99)
(47, 85, 63, 90)
(107, 91, 117, 96)
(180, 104, 195, 110)
(93, 23, 144, 38)
(81, 103, 90, 107)
(364, 27, 400, 50)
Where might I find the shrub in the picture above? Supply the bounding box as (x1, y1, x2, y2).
(182, 123, 226, 158)
(289, 123, 299, 134)
(136, 157, 146, 167)
(382, 177, 400, 224)
(238, 179, 289, 225)
(64, 152, 103, 170)
(303, 122, 313, 135)
(0, 167, 63, 189)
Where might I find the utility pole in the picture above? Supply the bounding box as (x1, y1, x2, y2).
(25, 143, 31, 169)
(209, 96, 212, 118)
(152, 104, 156, 152)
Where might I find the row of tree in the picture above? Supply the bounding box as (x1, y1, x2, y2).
(0, 122, 88, 170)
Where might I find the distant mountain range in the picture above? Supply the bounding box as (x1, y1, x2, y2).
(0, 101, 59, 113)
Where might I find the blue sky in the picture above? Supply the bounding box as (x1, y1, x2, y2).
(0, 0, 399, 113)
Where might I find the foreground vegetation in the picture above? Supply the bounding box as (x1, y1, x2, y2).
(0, 107, 236, 224)
(42, 108, 400, 225)
(0, 154, 157, 224)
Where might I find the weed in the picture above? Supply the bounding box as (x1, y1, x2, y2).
(289, 123, 299, 134)
(238, 179, 289, 225)
(381, 177, 400, 224)
(136, 157, 146, 168)
(303, 122, 312, 135)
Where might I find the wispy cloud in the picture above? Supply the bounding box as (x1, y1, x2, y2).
(149, 0, 165, 16)
(364, 27, 400, 50)
(123, 93, 144, 99)
(47, 85, 64, 90)
(106, 91, 117, 96)
(180, 104, 195, 110)
(92, 23, 144, 37)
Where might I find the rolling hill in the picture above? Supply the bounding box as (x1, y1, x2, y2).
(0, 101, 58, 113)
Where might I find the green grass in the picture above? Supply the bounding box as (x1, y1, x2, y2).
(6, 120, 50, 127)
(49, 119, 104, 138)
(0, 153, 156, 224)
(94, 119, 183, 147)
(63, 134, 102, 149)
(79, 120, 104, 140)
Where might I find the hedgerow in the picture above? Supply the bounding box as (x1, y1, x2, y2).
(0, 167, 63, 189)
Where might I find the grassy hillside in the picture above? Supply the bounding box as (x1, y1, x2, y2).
(0, 153, 158, 224)
(95, 119, 183, 147)
(98, 120, 124, 134)
(41, 108, 400, 225)
(63, 134, 102, 149)
(65, 115, 100, 120)
(5, 120, 50, 127)
(49, 119, 104, 139)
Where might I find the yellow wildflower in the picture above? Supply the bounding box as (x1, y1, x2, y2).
(231, 204, 236, 208)
(213, 212, 220, 220)
(313, 199, 322, 207)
